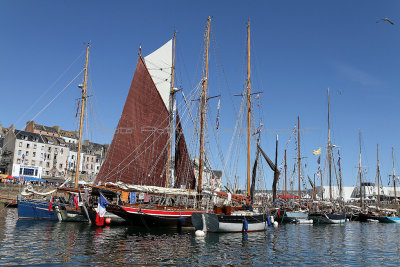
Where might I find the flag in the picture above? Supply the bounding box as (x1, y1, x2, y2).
(216, 99, 220, 130)
(317, 155, 321, 165)
(130, 192, 136, 204)
(75, 100, 80, 118)
(95, 193, 109, 226)
(73, 195, 79, 211)
(313, 148, 321, 155)
(48, 197, 53, 211)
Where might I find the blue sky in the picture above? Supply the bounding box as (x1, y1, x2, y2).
(1, 0, 400, 189)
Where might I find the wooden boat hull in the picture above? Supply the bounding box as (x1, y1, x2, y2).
(377, 216, 400, 223)
(17, 199, 58, 221)
(309, 213, 346, 224)
(106, 204, 200, 229)
(53, 206, 88, 222)
(352, 213, 379, 222)
(192, 212, 268, 233)
(277, 210, 309, 223)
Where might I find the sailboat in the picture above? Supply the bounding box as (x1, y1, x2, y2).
(17, 45, 92, 221)
(276, 117, 311, 224)
(191, 19, 271, 233)
(377, 147, 400, 223)
(308, 88, 346, 224)
(90, 21, 212, 229)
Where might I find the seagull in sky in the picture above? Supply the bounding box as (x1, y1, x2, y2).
(376, 18, 395, 25)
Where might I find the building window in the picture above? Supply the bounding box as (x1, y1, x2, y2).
(17, 159, 21, 164)
(48, 147, 51, 152)
(26, 151, 29, 156)
(19, 168, 23, 175)
(54, 155, 57, 160)
(46, 162, 50, 167)
(46, 171, 49, 175)
(60, 148, 63, 155)
(23, 168, 34, 176)
(31, 160, 35, 165)
(26, 143, 30, 148)
(33, 152, 36, 157)
(18, 150, 21, 155)
(41, 146, 44, 151)
(72, 155, 74, 160)
(34, 144, 37, 149)
(59, 164, 63, 169)
(35, 169, 38, 176)
(19, 142, 22, 147)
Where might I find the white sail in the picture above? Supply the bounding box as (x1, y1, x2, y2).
(144, 39, 172, 110)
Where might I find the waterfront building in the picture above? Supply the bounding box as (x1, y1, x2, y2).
(0, 128, 70, 179)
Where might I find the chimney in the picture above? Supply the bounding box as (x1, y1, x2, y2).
(25, 120, 34, 133)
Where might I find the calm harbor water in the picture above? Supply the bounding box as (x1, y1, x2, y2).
(1, 207, 400, 266)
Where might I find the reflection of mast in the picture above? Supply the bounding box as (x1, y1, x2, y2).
(246, 19, 252, 198)
(198, 16, 211, 194)
(74, 43, 89, 189)
(165, 32, 176, 188)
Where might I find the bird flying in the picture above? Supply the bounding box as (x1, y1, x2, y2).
(376, 18, 394, 25)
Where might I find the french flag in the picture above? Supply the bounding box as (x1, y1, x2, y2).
(95, 193, 109, 226)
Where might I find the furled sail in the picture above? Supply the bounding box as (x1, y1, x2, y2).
(96, 41, 173, 186)
(174, 111, 196, 190)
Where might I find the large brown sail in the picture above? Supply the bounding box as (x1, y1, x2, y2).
(95, 57, 169, 186)
(174, 111, 196, 190)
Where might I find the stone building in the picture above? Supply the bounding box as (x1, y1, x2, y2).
(0, 128, 69, 179)
(0, 121, 108, 181)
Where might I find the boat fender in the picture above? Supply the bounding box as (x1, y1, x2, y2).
(273, 221, 279, 228)
(105, 217, 111, 224)
(270, 216, 275, 223)
(243, 218, 248, 232)
(267, 216, 271, 226)
(195, 230, 205, 237)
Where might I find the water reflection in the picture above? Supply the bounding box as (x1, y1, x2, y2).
(1, 209, 400, 265)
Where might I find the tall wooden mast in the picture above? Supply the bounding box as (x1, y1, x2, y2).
(392, 147, 398, 212)
(198, 16, 211, 194)
(74, 43, 89, 189)
(297, 116, 301, 201)
(165, 32, 176, 188)
(358, 130, 363, 210)
(377, 144, 381, 208)
(246, 19, 252, 198)
(284, 149, 287, 202)
(327, 88, 333, 202)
